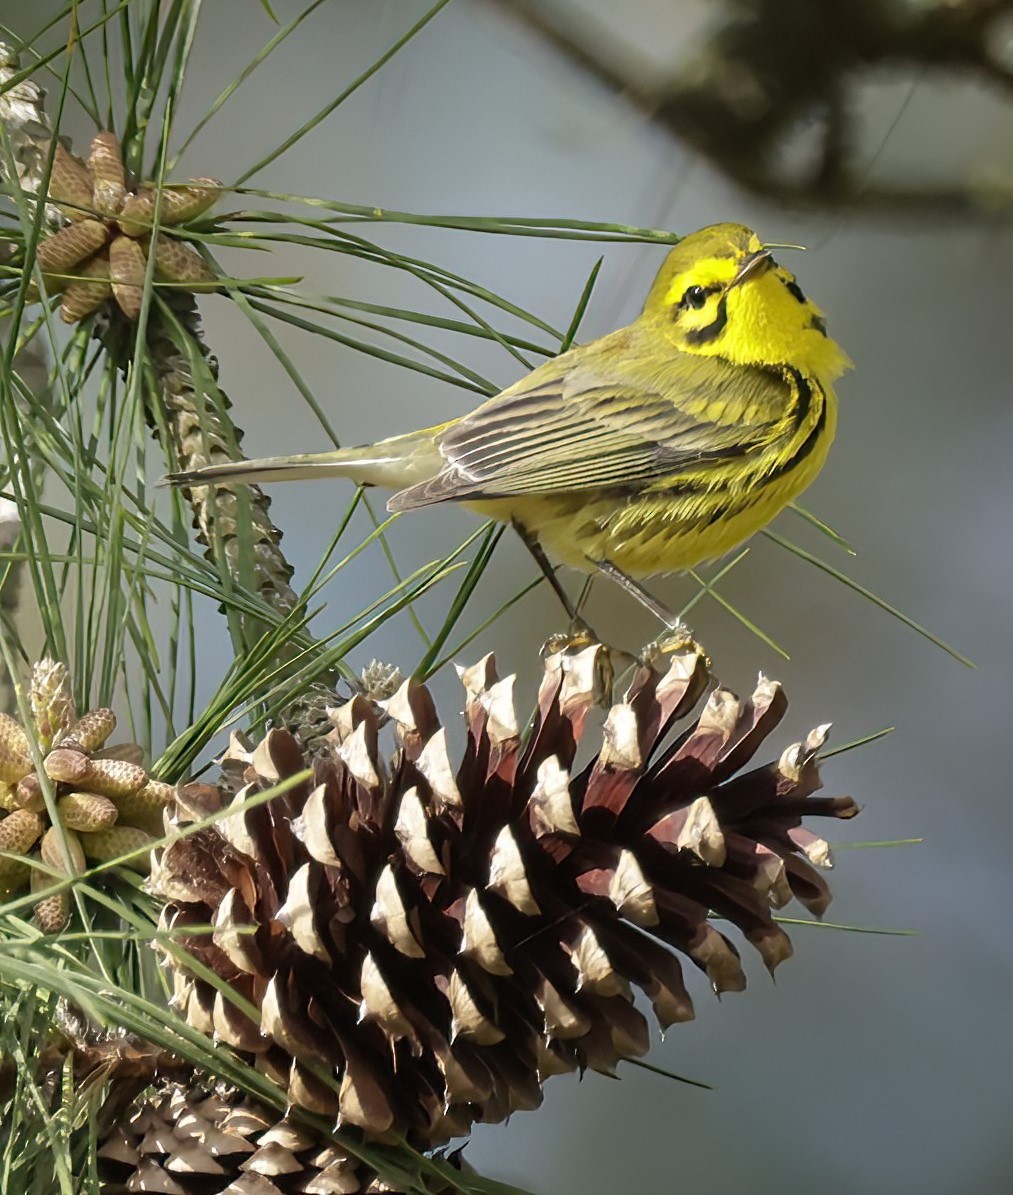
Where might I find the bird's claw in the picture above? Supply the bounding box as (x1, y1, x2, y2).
(541, 621, 616, 707)
(639, 620, 710, 670)
(541, 618, 597, 659)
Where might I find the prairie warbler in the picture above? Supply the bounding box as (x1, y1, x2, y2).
(169, 223, 849, 627)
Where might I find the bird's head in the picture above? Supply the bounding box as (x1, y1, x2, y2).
(641, 223, 851, 381)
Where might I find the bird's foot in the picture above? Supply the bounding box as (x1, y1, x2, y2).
(640, 620, 710, 670)
(541, 620, 616, 707)
(541, 617, 598, 659)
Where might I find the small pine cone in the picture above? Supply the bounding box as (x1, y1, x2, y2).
(35, 217, 107, 274)
(97, 1080, 459, 1194)
(31, 866, 68, 933)
(64, 707, 116, 753)
(30, 658, 76, 745)
(49, 142, 94, 221)
(109, 234, 147, 320)
(151, 235, 217, 290)
(44, 747, 90, 784)
(44, 748, 146, 798)
(113, 779, 173, 835)
(16, 774, 45, 812)
(40, 825, 87, 876)
(59, 251, 112, 323)
(0, 712, 30, 756)
(117, 178, 222, 236)
(114, 192, 150, 238)
(88, 131, 127, 217)
(154, 643, 860, 1147)
(80, 824, 153, 871)
(0, 716, 32, 783)
(88, 757, 148, 799)
(57, 791, 119, 832)
(0, 808, 44, 872)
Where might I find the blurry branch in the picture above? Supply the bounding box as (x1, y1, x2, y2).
(485, 0, 1013, 216)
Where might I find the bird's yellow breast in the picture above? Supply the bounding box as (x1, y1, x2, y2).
(469, 372, 837, 578)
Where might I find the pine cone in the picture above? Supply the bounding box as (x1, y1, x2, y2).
(153, 641, 859, 1147)
(98, 1081, 470, 1194)
(0, 658, 177, 931)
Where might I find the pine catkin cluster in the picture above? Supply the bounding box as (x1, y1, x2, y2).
(0, 658, 175, 931)
(0, 39, 299, 624)
(152, 639, 859, 1147)
(30, 129, 220, 323)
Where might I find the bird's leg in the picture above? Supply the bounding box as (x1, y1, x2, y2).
(574, 575, 595, 619)
(591, 558, 684, 628)
(513, 523, 616, 694)
(514, 521, 588, 631)
(591, 558, 702, 663)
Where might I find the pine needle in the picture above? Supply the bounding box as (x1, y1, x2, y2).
(762, 529, 974, 667)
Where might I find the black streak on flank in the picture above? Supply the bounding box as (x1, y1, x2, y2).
(786, 367, 813, 431)
(763, 386, 828, 488)
(810, 314, 828, 336)
(786, 279, 806, 303)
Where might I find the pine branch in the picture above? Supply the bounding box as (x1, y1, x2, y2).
(0, 42, 299, 632)
(104, 292, 298, 615)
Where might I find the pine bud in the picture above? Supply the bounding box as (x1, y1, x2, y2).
(30, 658, 76, 745)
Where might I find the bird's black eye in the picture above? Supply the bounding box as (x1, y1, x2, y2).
(681, 285, 707, 310)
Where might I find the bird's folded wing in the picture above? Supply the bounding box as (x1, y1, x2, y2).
(388, 356, 790, 510)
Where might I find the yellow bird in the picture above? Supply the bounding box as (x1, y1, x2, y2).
(169, 223, 850, 627)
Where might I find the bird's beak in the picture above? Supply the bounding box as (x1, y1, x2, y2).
(730, 248, 773, 288)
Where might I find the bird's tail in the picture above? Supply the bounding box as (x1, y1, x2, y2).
(165, 428, 445, 491)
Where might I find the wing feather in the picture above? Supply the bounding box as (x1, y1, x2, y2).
(388, 346, 792, 512)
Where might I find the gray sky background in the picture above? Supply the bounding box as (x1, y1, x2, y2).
(5, 3, 1013, 1192)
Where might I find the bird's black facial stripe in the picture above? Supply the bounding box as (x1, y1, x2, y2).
(684, 294, 729, 344)
(786, 279, 806, 303)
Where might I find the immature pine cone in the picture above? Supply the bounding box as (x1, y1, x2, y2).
(28, 128, 219, 323)
(0, 659, 176, 931)
(153, 641, 859, 1147)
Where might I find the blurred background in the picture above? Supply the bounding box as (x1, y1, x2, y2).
(5, 1, 1013, 1191)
